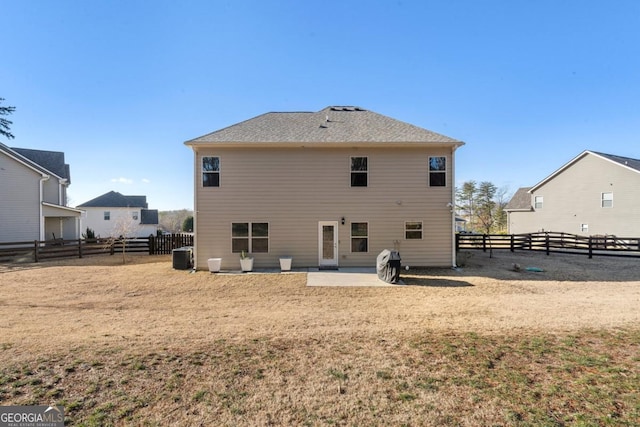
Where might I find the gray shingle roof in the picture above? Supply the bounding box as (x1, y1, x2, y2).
(0, 142, 71, 181)
(11, 147, 71, 181)
(505, 187, 532, 211)
(592, 151, 640, 172)
(185, 106, 463, 145)
(77, 191, 149, 208)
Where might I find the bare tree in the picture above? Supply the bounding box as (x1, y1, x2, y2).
(159, 209, 193, 233)
(104, 213, 141, 264)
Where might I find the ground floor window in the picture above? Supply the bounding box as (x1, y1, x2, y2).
(351, 222, 368, 252)
(232, 222, 269, 253)
(405, 221, 423, 239)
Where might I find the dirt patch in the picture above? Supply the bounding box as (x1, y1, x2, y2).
(0, 251, 638, 352)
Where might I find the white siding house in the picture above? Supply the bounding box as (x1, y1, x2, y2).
(185, 106, 464, 271)
(76, 191, 159, 238)
(506, 150, 640, 236)
(0, 143, 82, 242)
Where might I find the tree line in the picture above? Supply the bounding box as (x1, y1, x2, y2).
(456, 181, 510, 234)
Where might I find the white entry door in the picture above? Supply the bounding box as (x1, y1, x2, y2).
(318, 221, 339, 267)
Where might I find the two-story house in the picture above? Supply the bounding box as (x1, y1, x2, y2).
(185, 106, 464, 270)
(506, 150, 640, 236)
(76, 191, 159, 238)
(0, 143, 83, 242)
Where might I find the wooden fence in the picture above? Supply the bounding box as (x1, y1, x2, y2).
(0, 234, 194, 263)
(456, 232, 640, 259)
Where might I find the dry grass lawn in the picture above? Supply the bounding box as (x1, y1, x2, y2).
(1, 250, 639, 425)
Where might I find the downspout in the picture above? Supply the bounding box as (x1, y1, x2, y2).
(451, 146, 458, 268)
(192, 147, 199, 270)
(39, 175, 50, 241)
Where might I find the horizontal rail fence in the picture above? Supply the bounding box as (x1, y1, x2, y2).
(456, 232, 640, 259)
(148, 234, 193, 255)
(0, 234, 193, 262)
(0, 238, 114, 262)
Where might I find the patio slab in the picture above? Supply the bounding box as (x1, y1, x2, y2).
(306, 267, 404, 287)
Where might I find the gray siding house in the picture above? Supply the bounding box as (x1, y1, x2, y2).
(0, 143, 83, 242)
(185, 106, 464, 271)
(506, 150, 640, 236)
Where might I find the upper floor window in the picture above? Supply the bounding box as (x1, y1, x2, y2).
(350, 157, 368, 187)
(601, 192, 613, 208)
(232, 222, 269, 253)
(104, 211, 110, 221)
(351, 222, 368, 252)
(534, 196, 543, 209)
(405, 221, 423, 239)
(202, 156, 220, 187)
(428, 157, 446, 186)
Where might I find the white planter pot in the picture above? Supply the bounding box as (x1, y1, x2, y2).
(240, 257, 254, 272)
(279, 257, 292, 271)
(207, 258, 222, 273)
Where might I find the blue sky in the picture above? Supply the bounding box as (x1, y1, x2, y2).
(3, 0, 639, 210)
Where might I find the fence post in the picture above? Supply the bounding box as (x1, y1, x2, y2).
(545, 234, 550, 255)
(588, 236, 593, 259)
(455, 234, 460, 252)
(510, 235, 514, 252)
(482, 234, 487, 252)
(78, 238, 83, 258)
(34, 240, 39, 262)
(149, 235, 155, 255)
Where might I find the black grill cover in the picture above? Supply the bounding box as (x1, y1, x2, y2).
(377, 249, 401, 284)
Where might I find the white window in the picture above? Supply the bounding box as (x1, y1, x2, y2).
(428, 157, 446, 187)
(405, 221, 423, 239)
(350, 157, 368, 187)
(202, 156, 220, 187)
(350, 222, 368, 252)
(104, 211, 110, 220)
(534, 196, 543, 209)
(232, 222, 269, 253)
(601, 192, 613, 208)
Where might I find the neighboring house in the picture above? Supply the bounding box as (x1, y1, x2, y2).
(76, 191, 159, 237)
(505, 150, 640, 236)
(185, 106, 464, 270)
(0, 143, 83, 242)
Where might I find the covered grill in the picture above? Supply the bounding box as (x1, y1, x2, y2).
(376, 249, 402, 284)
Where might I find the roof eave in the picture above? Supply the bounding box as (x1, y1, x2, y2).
(185, 140, 464, 149)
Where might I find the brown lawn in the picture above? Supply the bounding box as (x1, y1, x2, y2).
(0, 250, 639, 425)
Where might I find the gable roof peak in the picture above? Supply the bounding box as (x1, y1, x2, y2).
(185, 106, 464, 146)
(77, 191, 149, 208)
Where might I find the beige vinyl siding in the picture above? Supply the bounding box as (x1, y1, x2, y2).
(509, 153, 640, 235)
(0, 153, 42, 242)
(193, 146, 454, 270)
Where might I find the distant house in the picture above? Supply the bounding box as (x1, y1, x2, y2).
(185, 106, 464, 271)
(0, 143, 83, 242)
(76, 191, 159, 237)
(505, 150, 640, 236)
